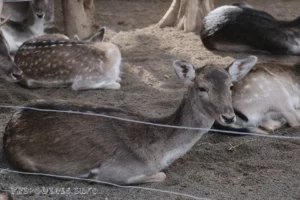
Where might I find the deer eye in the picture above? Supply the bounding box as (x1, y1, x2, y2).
(230, 85, 234, 91)
(198, 87, 208, 92)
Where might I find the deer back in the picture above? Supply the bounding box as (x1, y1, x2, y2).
(15, 36, 121, 84)
(201, 5, 300, 54)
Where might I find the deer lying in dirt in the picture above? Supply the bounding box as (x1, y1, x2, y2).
(200, 3, 300, 55)
(1, 0, 52, 53)
(3, 57, 255, 184)
(14, 27, 122, 90)
(0, 16, 23, 82)
(214, 56, 300, 133)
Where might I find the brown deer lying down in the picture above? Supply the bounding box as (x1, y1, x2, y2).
(0, 15, 23, 82)
(200, 3, 300, 55)
(214, 56, 300, 134)
(14, 27, 122, 90)
(3, 57, 255, 185)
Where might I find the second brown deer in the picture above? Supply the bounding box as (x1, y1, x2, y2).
(215, 56, 300, 133)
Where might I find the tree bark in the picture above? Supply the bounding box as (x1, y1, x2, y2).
(158, 0, 214, 34)
(45, 0, 55, 23)
(61, 0, 95, 38)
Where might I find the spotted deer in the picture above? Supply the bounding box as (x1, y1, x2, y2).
(1, 0, 54, 53)
(14, 27, 122, 90)
(0, 15, 23, 82)
(212, 56, 300, 133)
(200, 3, 300, 55)
(3, 57, 255, 184)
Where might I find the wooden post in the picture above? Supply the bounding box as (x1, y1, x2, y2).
(61, 0, 95, 38)
(0, 2, 3, 15)
(158, 0, 214, 34)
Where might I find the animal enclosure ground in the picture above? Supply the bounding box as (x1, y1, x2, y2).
(1, 0, 300, 199)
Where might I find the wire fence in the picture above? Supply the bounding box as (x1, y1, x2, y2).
(1, 104, 300, 140)
(0, 168, 210, 200)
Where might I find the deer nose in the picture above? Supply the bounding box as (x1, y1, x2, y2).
(221, 114, 236, 124)
(11, 72, 23, 81)
(37, 14, 44, 18)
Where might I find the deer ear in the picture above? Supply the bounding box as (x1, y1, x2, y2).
(232, 2, 253, 8)
(87, 27, 106, 42)
(173, 60, 196, 85)
(227, 56, 257, 82)
(73, 34, 80, 41)
(0, 13, 11, 27)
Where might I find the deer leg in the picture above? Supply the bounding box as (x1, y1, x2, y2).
(94, 164, 166, 184)
(116, 77, 122, 83)
(72, 77, 120, 90)
(78, 168, 99, 178)
(100, 82, 121, 90)
(127, 172, 166, 184)
(260, 118, 287, 132)
(246, 127, 269, 134)
(283, 116, 299, 127)
(20, 78, 69, 89)
(281, 109, 300, 127)
(19, 79, 41, 89)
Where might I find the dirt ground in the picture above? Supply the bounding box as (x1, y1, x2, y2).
(1, 0, 300, 199)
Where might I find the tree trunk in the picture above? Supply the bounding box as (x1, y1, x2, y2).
(45, 0, 55, 23)
(158, 0, 214, 34)
(61, 0, 95, 38)
(44, 1, 59, 33)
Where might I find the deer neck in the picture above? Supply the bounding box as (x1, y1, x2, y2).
(26, 7, 44, 36)
(149, 87, 215, 168)
(153, 87, 215, 135)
